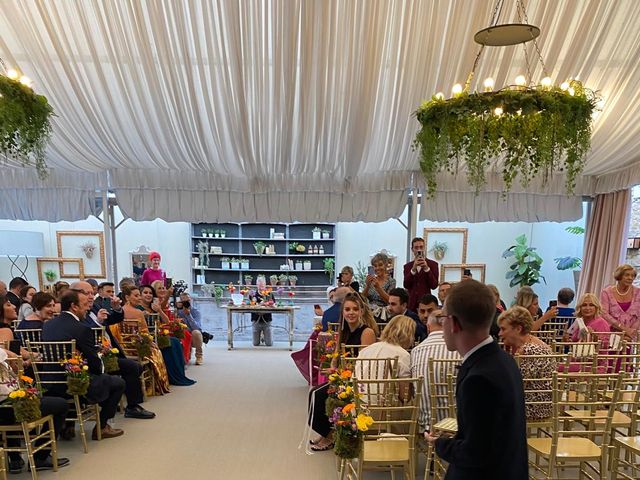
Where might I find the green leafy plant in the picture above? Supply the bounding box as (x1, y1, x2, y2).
(43, 269, 57, 282)
(502, 234, 545, 287)
(413, 81, 597, 197)
(323, 258, 335, 280)
(0, 73, 54, 179)
(354, 261, 368, 287)
(429, 241, 448, 260)
(554, 226, 585, 270)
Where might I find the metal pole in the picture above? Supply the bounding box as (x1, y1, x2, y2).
(406, 188, 419, 262)
(101, 190, 114, 282)
(109, 199, 119, 283)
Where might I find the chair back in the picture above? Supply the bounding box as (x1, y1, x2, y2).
(91, 326, 105, 348)
(14, 328, 42, 346)
(144, 313, 159, 342)
(341, 343, 369, 357)
(25, 340, 76, 390)
(544, 316, 574, 334)
(531, 330, 556, 345)
(327, 322, 340, 332)
(118, 321, 142, 358)
(426, 358, 461, 427)
(552, 341, 599, 372)
(340, 356, 399, 380)
(515, 353, 563, 422)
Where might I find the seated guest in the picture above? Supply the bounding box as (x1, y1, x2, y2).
(553, 287, 576, 318)
(42, 289, 127, 440)
(0, 348, 70, 473)
(0, 281, 6, 296)
(17, 291, 56, 330)
(152, 280, 192, 362)
(93, 282, 117, 312)
(498, 306, 555, 420)
(411, 309, 461, 433)
(416, 295, 439, 329)
(0, 296, 33, 363)
(516, 287, 558, 331)
(140, 251, 166, 287)
(52, 281, 70, 315)
(86, 278, 99, 297)
(437, 282, 451, 307)
(567, 293, 611, 350)
(321, 286, 350, 331)
(17, 285, 36, 322)
(337, 266, 360, 292)
(362, 252, 396, 308)
(600, 264, 640, 340)
(177, 292, 204, 365)
(6, 277, 28, 312)
(118, 285, 170, 395)
(487, 284, 505, 339)
(308, 293, 377, 452)
(387, 287, 427, 342)
(356, 315, 415, 380)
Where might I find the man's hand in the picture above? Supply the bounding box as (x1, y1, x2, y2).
(424, 431, 440, 445)
(110, 295, 122, 310)
(97, 309, 109, 322)
(183, 307, 191, 316)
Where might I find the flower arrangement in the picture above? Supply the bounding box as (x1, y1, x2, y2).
(157, 327, 171, 349)
(133, 332, 154, 359)
(6, 375, 42, 422)
(100, 346, 120, 373)
(227, 283, 236, 294)
(163, 319, 188, 340)
(62, 354, 90, 396)
(315, 332, 338, 369)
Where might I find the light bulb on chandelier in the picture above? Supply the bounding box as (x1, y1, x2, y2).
(451, 84, 463, 96)
(6, 68, 19, 80)
(483, 77, 495, 92)
(514, 75, 527, 87)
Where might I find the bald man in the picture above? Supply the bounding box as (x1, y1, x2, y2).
(0, 281, 7, 297)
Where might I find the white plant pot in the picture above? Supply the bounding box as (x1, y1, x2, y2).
(296, 263, 303, 271)
(196, 274, 205, 284)
(322, 233, 330, 239)
(241, 262, 249, 270)
(221, 233, 226, 238)
(214, 234, 220, 238)
(312, 232, 321, 240)
(221, 262, 230, 270)
(231, 262, 240, 270)
(303, 261, 312, 270)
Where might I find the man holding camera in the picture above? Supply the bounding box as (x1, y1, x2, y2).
(403, 237, 439, 313)
(177, 293, 211, 365)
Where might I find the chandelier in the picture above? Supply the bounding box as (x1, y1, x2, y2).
(414, 0, 598, 198)
(0, 58, 53, 179)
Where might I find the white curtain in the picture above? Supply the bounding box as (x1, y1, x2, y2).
(1, 1, 640, 221)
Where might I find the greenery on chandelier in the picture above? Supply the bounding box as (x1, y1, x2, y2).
(413, 80, 598, 197)
(0, 73, 53, 179)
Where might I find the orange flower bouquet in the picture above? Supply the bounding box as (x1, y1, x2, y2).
(62, 354, 90, 396)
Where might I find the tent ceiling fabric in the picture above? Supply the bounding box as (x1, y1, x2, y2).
(1, 0, 640, 222)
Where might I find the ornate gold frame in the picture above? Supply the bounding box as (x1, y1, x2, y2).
(423, 227, 469, 263)
(56, 231, 106, 278)
(440, 263, 486, 283)
(36, 257, 85, 288)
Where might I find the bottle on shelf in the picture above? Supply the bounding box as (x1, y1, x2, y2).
(308, 244, 313, 254)
(319, 245, 325, 255)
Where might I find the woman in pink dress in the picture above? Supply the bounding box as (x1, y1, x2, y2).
(600, 264, 640, 341)
(140, 251, 166, 287)
(570, 293, 611, 348)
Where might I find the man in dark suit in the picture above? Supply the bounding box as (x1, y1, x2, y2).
(403, 237, 439, 312)
(321, 286, 349, 331)
(6, 277, 28, 312)
(425, 280, 528, 479)
(79, 281, 155, 420)
(387, 287, 427, 342)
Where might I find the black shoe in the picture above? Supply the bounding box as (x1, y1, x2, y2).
(8, 457, 24, 474)
(124, 405, 156, 419)
(30, 456, 70, 471)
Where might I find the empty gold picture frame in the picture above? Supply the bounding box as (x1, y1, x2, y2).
(56, 231, 106, 278)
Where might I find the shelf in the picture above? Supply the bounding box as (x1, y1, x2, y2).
(192, 236, 334, 241)
(191, 252, 333, 257)
(194, 268, 327, 272)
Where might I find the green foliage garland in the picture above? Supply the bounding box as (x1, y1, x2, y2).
(413, 81, 597, 197)
(0, 74, 53, 178)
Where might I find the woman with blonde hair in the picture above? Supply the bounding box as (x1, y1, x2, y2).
(498, 306, 555, 420)
(516, 286, 558, 331)
(600, 264, 639, 340)
(568, 293, 610, 349)
(362, 252, 396, 307)
(337, 292, 379, 351)
(152, 279, 193, 362)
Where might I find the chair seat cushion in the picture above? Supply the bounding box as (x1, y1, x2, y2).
(363, 438, 409, 462)
(614, 436, 640, 454)
(432, 417, 457, 433)
(528, 437, 601, 459)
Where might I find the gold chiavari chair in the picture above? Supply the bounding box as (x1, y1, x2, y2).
(0, 356, 58, 480)
(528, 371, 624, 480)
(25, 340, 100, 453)
(91, 327, 105, 349)
(531, 330, 556, 346)
(13, 330, 42, 348)
(552, 341, 600, 373)
(118, 322, 154, 398)
(542, 316, 574, 335)
(0, 447, 6, 480)
(144, 313, 160, 343)
(424, 358, 461, 480)
(327, 322, 340, 333)
(342, 376, 423, 480)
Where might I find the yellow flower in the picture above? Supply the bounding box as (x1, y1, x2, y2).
(355, 413, 374, 431)
(163, 329, 170, 335)
(8, 391, 19, 399)
(328, 374, 338, 382)
(110, 348, 119, 354)
(82, 365, 89, 371)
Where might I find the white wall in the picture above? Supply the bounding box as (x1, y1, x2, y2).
(1, 205, 585, 306)
(336, 204, 587, 306)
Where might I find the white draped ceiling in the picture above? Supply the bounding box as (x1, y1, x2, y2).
(1, 0, 639, 222)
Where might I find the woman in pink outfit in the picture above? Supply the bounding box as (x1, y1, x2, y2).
(600, 264, 640, 341)
(140, 251, 166, 287)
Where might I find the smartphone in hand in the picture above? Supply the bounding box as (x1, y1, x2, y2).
(549, 300, 558, 308)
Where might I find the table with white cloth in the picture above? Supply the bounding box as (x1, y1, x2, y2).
(224, 305, 300, 350)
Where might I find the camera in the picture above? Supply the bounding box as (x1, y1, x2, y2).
(172, 280, 188, 297)
(181, 300, 191, 310)
(202, 331, 214, 344)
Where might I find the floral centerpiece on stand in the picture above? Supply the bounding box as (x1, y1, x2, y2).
(133, 332, 154, 359)
(100, 346, 120, 373)
(62, 354, 90, 396)
(6, 375, 42, 422)
(157, 327, 171, 349)
(163, 319, 187, 340)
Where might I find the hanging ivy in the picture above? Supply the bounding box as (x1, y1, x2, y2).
(0, 74, 53, 179)
(413, 80, 597, 197)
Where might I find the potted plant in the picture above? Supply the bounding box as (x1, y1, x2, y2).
(502, 234, 545, 287)
(322, 229, 331, 239)
(429, 241, 449, 260)
(295, 260, 303, 271)
(303, 260, 312, 270)
(230, 257, 240, 270)
(221, 257, 230, 270)
(553, 226, 585, 291)
(278, 274, 289, 286)
(220, 229, 226, 238)
(254, 241, 266, 255)
(269, 274, 278, 286)
(323, 257, 335, 280)
(244, 274, 253, 286)
(214, 229, 220, 238)
(354, 261, 367, 287)
(312, 227, 322, 240)
(44, 269, 57, 283)
(240, 258, 250, 270)
(288, 275, 298, 287)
